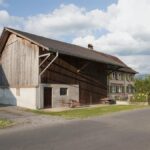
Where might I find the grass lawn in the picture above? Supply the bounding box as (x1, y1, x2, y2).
(31, 105, 148, 119)
(0, 119, 14, 128)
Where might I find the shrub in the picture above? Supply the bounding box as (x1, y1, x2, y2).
(130, 93, 148, 102)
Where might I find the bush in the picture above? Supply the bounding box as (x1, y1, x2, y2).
(130, 93, 148, 102)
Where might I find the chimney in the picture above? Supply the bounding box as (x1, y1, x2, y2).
(88, 44, 93, 50)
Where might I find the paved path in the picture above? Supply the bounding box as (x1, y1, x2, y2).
(0, 107, 150, 150)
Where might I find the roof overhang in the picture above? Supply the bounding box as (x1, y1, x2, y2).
(0, 27, 127, 71)
(0, 28, 49, 56)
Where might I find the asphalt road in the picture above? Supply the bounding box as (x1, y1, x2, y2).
(0, 108, 150, 150)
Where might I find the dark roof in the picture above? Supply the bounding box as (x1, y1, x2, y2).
(119, 67, 137, 74)
(106, 55, 137, 73)
(0, 27, 137, 74)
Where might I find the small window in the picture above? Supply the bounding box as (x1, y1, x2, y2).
(111, 85, 116, 93)
(112, 73, 115, 79)
(60, 88, 68, 96)
(115, 72, 118, 80)
(118, 73, 121, 80)
(121, 74, 124, 80)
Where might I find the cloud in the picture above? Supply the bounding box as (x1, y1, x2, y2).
(73, 32, 150, 56)
(24, 4, 109, 38)
(0, 1, 150, 73)
(73, 0, 150, 55)
(119, 55, 150, 74)
(72, 0, 150, 73)
(0, 10, 24, 33)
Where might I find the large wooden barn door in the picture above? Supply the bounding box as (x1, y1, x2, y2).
(44, 87, 52, 108)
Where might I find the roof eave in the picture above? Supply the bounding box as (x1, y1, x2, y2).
(4, 27, 49, 50)
(0, 27, 128, 69)
(48, 47, 125, 68)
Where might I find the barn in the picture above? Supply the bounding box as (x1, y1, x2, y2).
(0, 27, 126, 109)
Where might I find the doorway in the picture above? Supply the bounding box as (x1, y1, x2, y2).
(44, 87, 52, 108)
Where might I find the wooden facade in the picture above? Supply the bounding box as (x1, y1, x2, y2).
(0, 34, 39, 87)
(40, 51, 107, 105)
(0, 32, 107, 105)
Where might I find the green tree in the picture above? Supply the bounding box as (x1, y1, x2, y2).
(134, 76, 150, 103)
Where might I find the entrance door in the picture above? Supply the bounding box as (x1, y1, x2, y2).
(44, 87, 52, 108)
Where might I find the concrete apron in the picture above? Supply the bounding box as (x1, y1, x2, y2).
(41, 104, 109, 112)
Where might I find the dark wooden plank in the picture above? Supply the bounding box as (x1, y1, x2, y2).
(40, 54, 107, 105)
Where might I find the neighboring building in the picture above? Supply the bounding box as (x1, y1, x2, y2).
(0, 27, 136, 109)
(108, 65, 137, 101)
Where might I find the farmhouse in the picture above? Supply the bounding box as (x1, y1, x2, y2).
(0, 27, 136, 109)
(108, 66, 136, 103)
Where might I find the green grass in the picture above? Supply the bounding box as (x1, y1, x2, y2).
(30, 105, 149, 119)
(0, 119, 14, 128)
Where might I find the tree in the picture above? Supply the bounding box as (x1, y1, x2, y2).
(134, 76, 150, 104)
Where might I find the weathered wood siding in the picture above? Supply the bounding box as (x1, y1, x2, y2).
(40, 53, 107, 105)
(0, 33, 39, 87)
(0, 32, 107, 104)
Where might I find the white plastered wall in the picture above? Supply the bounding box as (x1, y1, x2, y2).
(38, 84, 79, 108)
(0, 88, 37, 109)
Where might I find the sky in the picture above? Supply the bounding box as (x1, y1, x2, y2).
(0, 0, 150, 74)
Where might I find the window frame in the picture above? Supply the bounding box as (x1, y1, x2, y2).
(60, 88, 68, 96)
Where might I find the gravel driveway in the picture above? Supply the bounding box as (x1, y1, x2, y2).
(0, 105, 69, 133)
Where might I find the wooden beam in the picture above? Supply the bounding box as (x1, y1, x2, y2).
(39, 53, 51, 67)
(39, 53, 51, 58)
(39, 51, 59, 76)
(77, 62, 90, 73)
